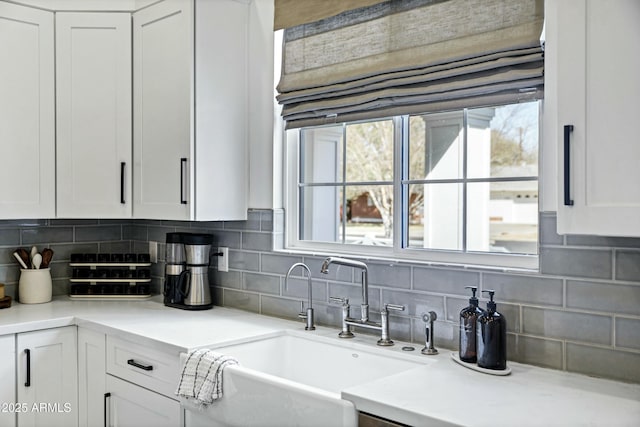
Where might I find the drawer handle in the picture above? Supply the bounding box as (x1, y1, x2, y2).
(127, 359, 153, 371)
(24, 349, 31, 387)
(104, 392, 111, 427)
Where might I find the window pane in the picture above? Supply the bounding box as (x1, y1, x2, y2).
(407, 183, 462, 251)
(345, 120, 394, 183)
(467, 102, 539, 179)
(345, 185, 393, 246)
(300, 186, 342, 243)
(300, 125, 343, 183)
(409, 111, 464, 180)
(466, 181, 539, 254)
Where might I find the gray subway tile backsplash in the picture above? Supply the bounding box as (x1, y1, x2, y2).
(507, 334, 564, 370)
(368, 262, 412, 289)
(540, 247, 613, 279)
(482, 272, 563, 306)
(260, 253, 302, 275)
(74, 225, 123, 242)
(539, 213, 564, 246)
(1, 212, 639, 384)
(228, 250, 260, 272)
(566, 343, 640, 384)
(615, 250, 640, 282)
(615, 317, 640, 351)
(243, 272, 280, 295)
(566, 280, 640, 316)
(522, 307, 612, 346)
(413, 267, 480, 295)
(22, 226, 74, 244)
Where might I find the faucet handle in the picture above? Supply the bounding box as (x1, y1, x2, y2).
(384, 303, 405, 313)
(329, 296, 349, 306)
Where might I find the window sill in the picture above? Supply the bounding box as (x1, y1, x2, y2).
(272, 245, 540, 274)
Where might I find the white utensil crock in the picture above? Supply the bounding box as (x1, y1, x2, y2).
(19, 268, 52, 304)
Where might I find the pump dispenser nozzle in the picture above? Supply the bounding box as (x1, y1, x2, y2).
(465, 286, 479, 306)
(482, 289, 497, 312)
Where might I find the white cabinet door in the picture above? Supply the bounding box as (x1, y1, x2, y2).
(133, 0, 192, 220)
(105, 375, 182, 427)
(78, 328, 106, 427)
(0, 2, 55, 219)
(16, 326, 78, 427)
(0, 334, 16, 427)
(555, 0, 640, 236)
(133, 0, 248, 221)
(56, 12, 132, 218)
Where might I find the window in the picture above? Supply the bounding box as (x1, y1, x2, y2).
(286, 101, 540, 268)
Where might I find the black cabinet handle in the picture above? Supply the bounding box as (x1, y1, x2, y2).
(127, 358, 153, 371)
(24, 349, 31, 387)
(104, 392, 111, 427)
(563, 125, 574, 206)
(180, 158, 187, 205)
(120, 162, 126, 204)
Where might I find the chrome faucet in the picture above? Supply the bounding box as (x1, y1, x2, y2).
(322, 257, 404, 346)
(321, 256, 370, 321)
(285, 263, 315, 330)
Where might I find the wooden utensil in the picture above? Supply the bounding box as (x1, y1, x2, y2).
(17, 248, 31, 269)
(13, 252, 29, 269)
(41, 248, 54, 269)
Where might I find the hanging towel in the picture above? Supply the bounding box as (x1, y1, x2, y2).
(176, 349, 239, 408)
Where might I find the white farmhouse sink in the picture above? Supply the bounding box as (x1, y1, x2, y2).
(182, 330, 433, 427)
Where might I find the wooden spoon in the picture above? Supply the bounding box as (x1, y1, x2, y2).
(17, 248, 31, 269)
(41, 248, 54, 269)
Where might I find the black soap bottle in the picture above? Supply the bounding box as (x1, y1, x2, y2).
(459, 286, 484, 363)
(476, 290, 507, 370)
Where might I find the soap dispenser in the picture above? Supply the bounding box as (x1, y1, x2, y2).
(476, 290, 507, 370)
(459, 286, 484, 363)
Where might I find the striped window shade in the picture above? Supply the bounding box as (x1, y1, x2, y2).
(276, 0, 545, 129)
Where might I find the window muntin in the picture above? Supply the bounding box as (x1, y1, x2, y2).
(290, 101, 540, 267)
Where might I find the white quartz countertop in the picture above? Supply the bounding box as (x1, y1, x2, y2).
(1, 297, 639, 426)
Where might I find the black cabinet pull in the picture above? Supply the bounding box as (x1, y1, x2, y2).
(180, 158, 187, 205)
(120, 162, 126, 204)
(104, 392, 111, 427)
(127, 358, 153, 371)
(563, 125, 574, 206)
(24, 349, 31, 387)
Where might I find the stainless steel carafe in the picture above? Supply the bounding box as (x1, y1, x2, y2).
(181, 233, 214, 310)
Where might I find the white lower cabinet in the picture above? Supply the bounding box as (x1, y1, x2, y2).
(16, 326, 78, 427)
(104, 335, 183, 426)
(0, 334, 16, 427)
(78, 328, 107, 427)
(105, 375, 182, 427)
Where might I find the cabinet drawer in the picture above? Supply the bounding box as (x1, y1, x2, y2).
(106, 336, 180, 399)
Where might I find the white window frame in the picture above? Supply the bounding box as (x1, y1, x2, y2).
(284, 106, 542, 271)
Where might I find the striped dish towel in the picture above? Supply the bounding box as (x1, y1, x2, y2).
(176, 349, 239, 407)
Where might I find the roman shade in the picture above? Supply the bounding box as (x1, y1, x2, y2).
(277, 0, 545, 129)
(274, 0, 387, 30)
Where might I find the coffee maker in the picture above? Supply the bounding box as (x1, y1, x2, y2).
(163, 232, 214, 310)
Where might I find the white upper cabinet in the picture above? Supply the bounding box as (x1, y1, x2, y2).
(133, 0, 248, 221)
(56, 12, 132, 218)
(0, 2, 55, 218)
(554, 0, 640, 236)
